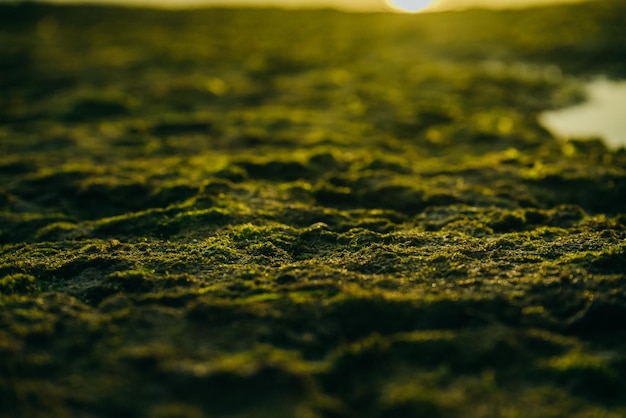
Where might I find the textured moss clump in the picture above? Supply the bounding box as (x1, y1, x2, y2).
(1, 1, 626, 417)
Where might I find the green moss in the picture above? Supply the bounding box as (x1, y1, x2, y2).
(2, 1, 626, 417)
(592, 243, 626, 273)
(539, 351, 624, 401)
(35, 221, 79, 241)
(0, 273, 37, 294)
(59, 93, 133, 122)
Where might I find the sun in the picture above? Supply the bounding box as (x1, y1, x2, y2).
(386, 0, 433, 12)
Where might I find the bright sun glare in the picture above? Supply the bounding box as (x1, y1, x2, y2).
(386, 0, 433, 12)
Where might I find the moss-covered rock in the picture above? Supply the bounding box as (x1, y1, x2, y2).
(1, 1, 626, 417)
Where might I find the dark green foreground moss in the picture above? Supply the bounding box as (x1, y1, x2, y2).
(1, 1, 626, 417)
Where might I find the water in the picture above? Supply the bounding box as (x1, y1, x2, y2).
(540, 78, 626, 149)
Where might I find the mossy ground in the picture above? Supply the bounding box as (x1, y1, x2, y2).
(1, 1, 626, 417)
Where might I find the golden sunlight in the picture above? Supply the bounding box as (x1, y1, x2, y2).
(386, 0, 433, 12)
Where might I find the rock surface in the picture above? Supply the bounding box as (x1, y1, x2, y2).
(1, 2, 626, 417)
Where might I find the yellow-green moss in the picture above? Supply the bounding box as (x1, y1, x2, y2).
(1, 2, 626, 417)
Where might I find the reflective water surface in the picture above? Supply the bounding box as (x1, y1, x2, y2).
(540, 78, 626, 149)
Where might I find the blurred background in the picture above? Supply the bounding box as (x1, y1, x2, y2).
(10, 0, 590, 12)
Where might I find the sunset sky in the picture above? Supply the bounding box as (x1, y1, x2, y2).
(39, 0, 589, 12)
